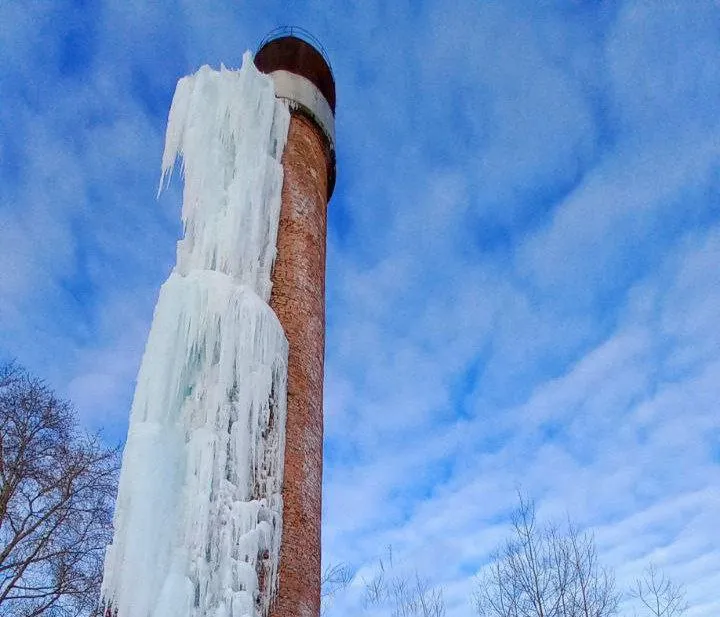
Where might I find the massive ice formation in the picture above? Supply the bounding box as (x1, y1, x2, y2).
(101, 52, 290, 617)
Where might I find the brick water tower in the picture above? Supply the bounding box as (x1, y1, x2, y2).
(254, 28, 336, 617)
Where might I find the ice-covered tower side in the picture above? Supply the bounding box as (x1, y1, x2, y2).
(254, 29, 336, 617)
(101, 54, 292, 617)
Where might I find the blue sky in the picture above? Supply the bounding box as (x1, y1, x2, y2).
(1, 1, 719, 615)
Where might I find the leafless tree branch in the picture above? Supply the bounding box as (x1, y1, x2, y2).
(363, 548, 446, 617)
(631, 564, 687, 617)
(0, 362, 119, 617)
(474, 495, 620, 617)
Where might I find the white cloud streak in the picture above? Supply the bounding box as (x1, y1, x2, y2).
(1, 1, 718, 615)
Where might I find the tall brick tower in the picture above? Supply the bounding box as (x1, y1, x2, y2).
(254, 28, 336, 617)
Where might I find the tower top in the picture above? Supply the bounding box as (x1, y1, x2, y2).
(255, 27, 336, 113)
(255, 26, 337, 200)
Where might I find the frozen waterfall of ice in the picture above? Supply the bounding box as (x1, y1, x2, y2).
(101, 52, 290, 617)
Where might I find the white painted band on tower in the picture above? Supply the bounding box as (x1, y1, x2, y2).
(268, 70, 335, 150)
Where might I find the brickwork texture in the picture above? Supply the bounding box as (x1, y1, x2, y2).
(268, 113, 330, 617)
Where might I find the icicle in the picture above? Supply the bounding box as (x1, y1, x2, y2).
(102, 52, 290, 617)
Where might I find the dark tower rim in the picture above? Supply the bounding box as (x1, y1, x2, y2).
(255, 27, 337, 200)
(255, 27, 336, 114)
(257, 26, 333, 74)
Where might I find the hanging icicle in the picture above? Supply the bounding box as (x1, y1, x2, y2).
(101, 52, 290, 617)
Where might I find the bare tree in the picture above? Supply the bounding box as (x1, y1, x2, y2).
(363, 548, 390, 610)
(363, 547, 446, 617)
(632, 565, 687, 617)
(382, 573, 445, 617)
(0, 362, 119, 617)
(473, 495, 620, 617)
(565, 522, 618, 617)
(321, 562, 354, 615)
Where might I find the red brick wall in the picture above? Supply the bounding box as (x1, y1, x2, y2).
(269, 112, 330, 617)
